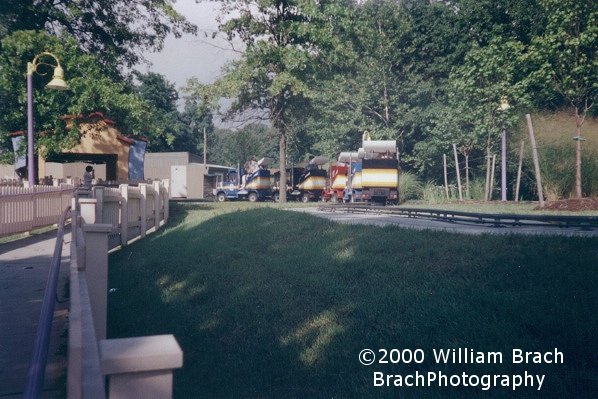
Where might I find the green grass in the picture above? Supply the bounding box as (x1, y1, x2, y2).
(108, 203, 597, 398)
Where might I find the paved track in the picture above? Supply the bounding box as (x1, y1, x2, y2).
(0, 229, 70, 398)
(294, 208, 598, 237)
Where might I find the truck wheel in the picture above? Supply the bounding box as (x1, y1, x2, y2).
(248, 192, 258, 202)
(301, 193, 310, 203)
(273, 193, 280, 202)
(217, 192, 227, 202)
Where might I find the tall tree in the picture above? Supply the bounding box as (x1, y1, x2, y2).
(527, 0, 598, 198)
(211, 124, 278, 166)
(177, 94, 215, 156)
(0, 0, 196, 68)
(134, 71, 181, 151)
(212, 0, 319, 202)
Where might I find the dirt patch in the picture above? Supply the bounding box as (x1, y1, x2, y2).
(538, 198, 598, 211)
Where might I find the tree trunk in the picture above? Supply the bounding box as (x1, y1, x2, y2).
(452, 144, 463, 201)
(515, 141, 524, 202)
(443, 154, 449, 200)
(278, 126, 287, 203)
(484, 147, 491, 202)
(525, 114, 545, 207)
(574, 107, 583, 199)
(464, 153, 470, 199)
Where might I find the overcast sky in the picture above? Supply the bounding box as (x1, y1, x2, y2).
(143, 0, 240, 91)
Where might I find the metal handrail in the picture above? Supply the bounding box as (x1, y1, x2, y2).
(318, 204, 598, 229)
(23, 206, 71, 398)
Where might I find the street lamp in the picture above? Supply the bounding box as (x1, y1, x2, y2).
(27, 51, 68, 186)
(498, 96, 510, 201)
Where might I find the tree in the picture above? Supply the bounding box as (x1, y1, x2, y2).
(0, 30, 168, 160)
(419, 39, 531, 192)
(211, 0, 320, 202)
(527, 0, 598, 198)
(211, 124, 278, 166)
(451, 0, 546, 46)
(176, 94, 215, 157)
(133, 72, 182, 151)
(0, 0, 196, 68)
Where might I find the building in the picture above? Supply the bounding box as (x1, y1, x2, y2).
(144, 152, 231, 199)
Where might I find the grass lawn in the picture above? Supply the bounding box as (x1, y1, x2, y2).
(108, 202, 597, 398)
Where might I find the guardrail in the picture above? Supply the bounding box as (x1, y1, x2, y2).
(23, 206, 71, 398)
(318, 204, 598, 230)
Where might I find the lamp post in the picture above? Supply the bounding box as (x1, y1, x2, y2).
(26, 51, 68, 186)
(498, 97, 510, 201)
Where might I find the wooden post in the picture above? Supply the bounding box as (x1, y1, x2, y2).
(162, 179, 169, 223)
(100, 335, 183, 399)
(515, 141, 525, 202)
(443, 154, 450, 199)
(93, 186, 104, 224)
(485, 147, 491, 202)
(139, 183, 147, 238)
(153, 181, 161, 230)
(452, 144, 463, 201)
(525, 114, 545, 207)
(489, 154, 496, 200)
(79, 198, 97, 225)
(464, 153, 470, 199)
(119, 184, 129, 246)
(83, 223, 112, 341)
(203, 127, 207, 166)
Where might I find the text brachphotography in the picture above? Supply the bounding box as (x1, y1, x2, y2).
(373, 370, 545, 391)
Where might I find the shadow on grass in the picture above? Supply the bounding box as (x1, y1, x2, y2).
(108, 205, 598, 399)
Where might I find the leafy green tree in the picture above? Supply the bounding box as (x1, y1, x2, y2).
(304, 0, 467, 164)
(211, 124, 278, 166)
(176, 94, 215, 157)
(451, 0, 546, 46)
(527, 0, 598, 197)
(209, 0, 323, 202)
(0, 30, 168, 160)
(419, 39, 530, 177)
(133, 71, 181, 151)
(0, 0, 196, 68)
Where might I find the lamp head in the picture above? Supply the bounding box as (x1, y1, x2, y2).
(498, 96, 510, 111)
(46, 65, 68, 90)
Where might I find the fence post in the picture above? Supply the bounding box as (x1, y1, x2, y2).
(79, 199, 97, 225)
(120, 184, 129, 246)
(162, 180, 169, 223)
(93, 186, 104, 224)
(31, 186, 37, 231)
(99, 335, 183, 399)
(139, 183, 147, 238)
(82, 223, 112, 341)
(153, 181, 161, 230)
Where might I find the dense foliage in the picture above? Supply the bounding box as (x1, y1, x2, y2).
(1, 0, 596, 197)
(194, 0, 597, 198)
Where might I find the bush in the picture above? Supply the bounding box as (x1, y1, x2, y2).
(536, 145, 598, 200)
(422, 181, 451, 203)
(398, 171, 424, 201)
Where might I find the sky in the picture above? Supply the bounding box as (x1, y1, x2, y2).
(143, 0, 240, 92)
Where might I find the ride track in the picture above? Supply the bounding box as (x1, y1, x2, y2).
(318, 203, 598, 231)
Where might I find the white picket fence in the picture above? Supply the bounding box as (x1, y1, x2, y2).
(88, 182, 169, 249)
(0, 185, 75, 236)
(69, 180, 182, 399)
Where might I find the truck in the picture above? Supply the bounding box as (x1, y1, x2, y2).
(213, 157, 274, 202)
(273, 156, 329, 202)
